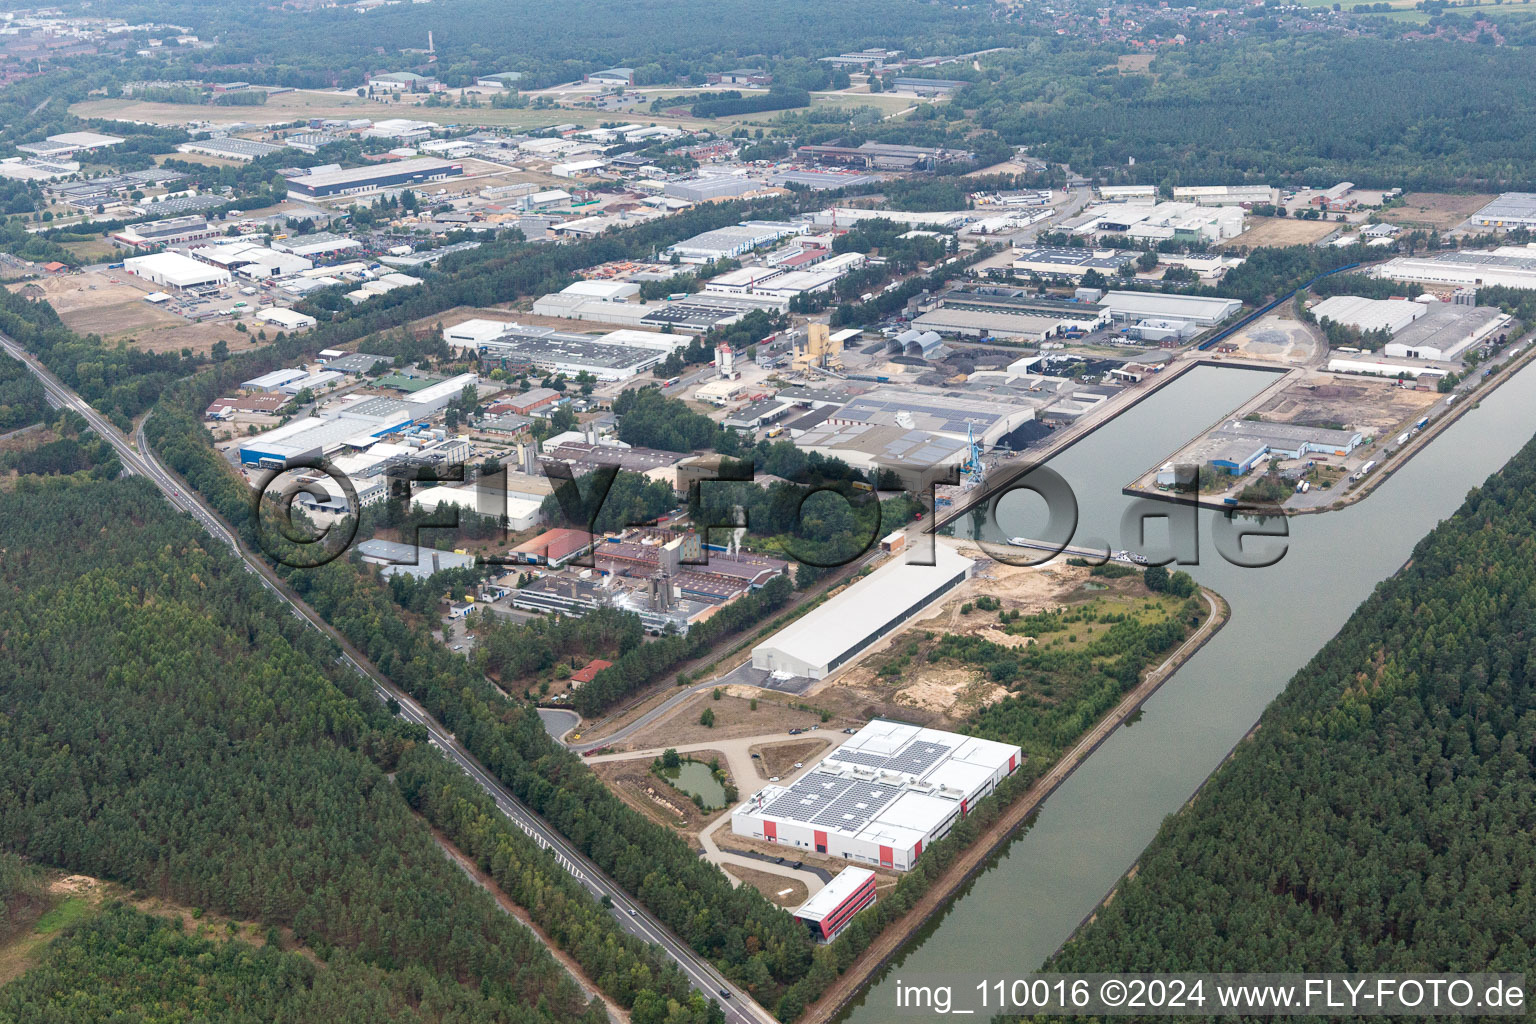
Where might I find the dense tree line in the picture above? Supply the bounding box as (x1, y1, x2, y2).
(0, 480, 605, 1023)
(540, 468, 680, 533)
(691, 88, 811, 118)
(0, 904, 606, 1024)
(0, 351, 47, 433)
(477, 605, 645, 687)
(1048, 433, 1536, 985)
(397, 750, 724, 1024)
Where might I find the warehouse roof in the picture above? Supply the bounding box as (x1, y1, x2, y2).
(751, 543, 972, 677)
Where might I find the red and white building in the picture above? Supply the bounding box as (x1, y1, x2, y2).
(730, 720, 1021, 872)
(793, 867, 876, 942)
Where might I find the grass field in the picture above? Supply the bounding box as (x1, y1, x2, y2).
(72, 89, 713, 132)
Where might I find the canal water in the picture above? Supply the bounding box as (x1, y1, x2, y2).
(840, 362, 1536, 1022)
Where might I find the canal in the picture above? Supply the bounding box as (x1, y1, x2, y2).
(840, 361, 1536, 1021)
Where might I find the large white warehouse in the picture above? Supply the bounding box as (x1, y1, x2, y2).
(731, 719, 1021, 871)
(751, 543, 973, 679)
(124, 251, 232, 290)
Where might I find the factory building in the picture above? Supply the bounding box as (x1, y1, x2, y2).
(1372, 247, 1536, 291)
(1205, 419, 1364, 474)
(123, 252, 232, 291)
(666, 221, 804, 262)
(793, 421, 967, 491)
(1382, 304, 1510, 362)
(827, 386, 1033, 447)
(731, 719, 1021, 871)
(284, 157, 463, 198)
(793, 867, 876, 942)
(664, 175, 763, 202)
(1468, 193, 1536, 231)
(1011, 246, 1136, 280)
(795, 142, 972, 172)
(472, 325, 672, 381)
(1097, 290, 1241, 327)
(1171, 185, 1280, 207)
(190, 241, 313, 279)
(1309, 295, 1426, 336)
(751, 543, 974, 680)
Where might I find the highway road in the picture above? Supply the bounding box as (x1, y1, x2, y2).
(0, 332, 777, 1024)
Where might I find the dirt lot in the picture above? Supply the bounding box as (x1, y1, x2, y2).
(725, 864, 808, 908)
(12, 270, 176, 334)
(1378, 192, 1497, 231)
(1220, 217, 1339, 249)
(1220, 311, 1320, 365)
(805, 548, 1108, 728)
(592, 757, 727, 839)
(622, 691, 854, 751)
(750, 739, 830, 780)
(1256, 374, 1441, 437)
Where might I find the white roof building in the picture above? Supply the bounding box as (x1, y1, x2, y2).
(560, 280, 641, 302)
(1097, 290, 1241, 326)
(253, 307, 318, 332)
(732, 718, 1021, 872)
(752, 542, 974, 679)
(123, 251, 232, 290)
(1310, 295, 1426, 336)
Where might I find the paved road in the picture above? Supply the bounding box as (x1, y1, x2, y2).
(0, 333, 777, 1024)
(589, 731, 853, 896)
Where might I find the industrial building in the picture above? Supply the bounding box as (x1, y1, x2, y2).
(1097, 290, 1241, 327)
(1309, 295, 1426, 336)
(795, 142, 973, 172)
(827, 386, 1033, 446)
(236, 376, 477, 468)
(242, 368, 308, 392)
(891, 77, 967, 97)
(357, 538, 477, 580)
(284, 157, 463, 198)
(793, 867, 876, 942)
(1171, 185, 1280, 206)
(731, 718, 1021, 871)
(666, 221, 804, 262)
(1468, 193, 1536, 231)
(1203, 419, 1364, 474)
(1011, 246, 1136, 279)
(472, 325, 674, 381)
(1383, 304, 1510, 362)
(123, 251, 232, 290)
(793, 422, 967, 491)
(1372, 247, 1536, 291)
(751, 543, 974, 680)
(190, 241, 313, 279)
(664, 175, 763, 202)
(178, 137, 286, 162)
(1077, 201, 1245, 245)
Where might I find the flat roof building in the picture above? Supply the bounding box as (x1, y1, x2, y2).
(752, 543, 974, 680)
(1468, 193, 1536, 230)
(732, 718, 1020, 871)
(793, 867, 876, 942)
(124, 251, 232, 290)
(667, 221, 804, 262)
(1097, 290, 1241, 326)
(1372, 246, 1536, 291)
(1310, 295, 1425, 336)
(285, 157, 463, 198)
(1012, 246, 1136, 279)
(1382, 304, 1510, 362)
(474, 325, 668, 381)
